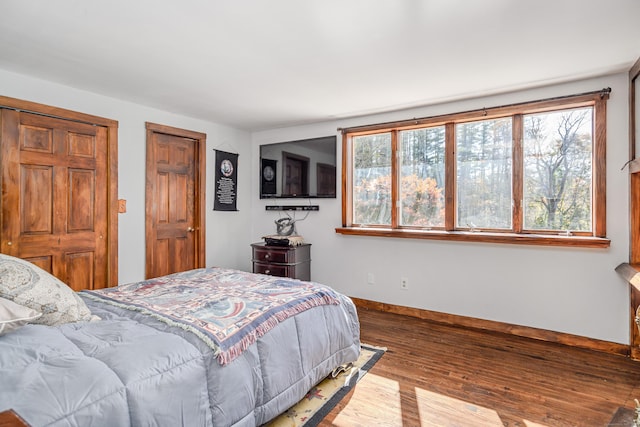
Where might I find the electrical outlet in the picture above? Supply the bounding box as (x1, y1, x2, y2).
(401, 277, 409, 290)
(367, 273, 375, 285)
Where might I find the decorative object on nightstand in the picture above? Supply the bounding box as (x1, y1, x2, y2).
(268, 205, 312, 237)
(251, 242, 311, 281)
(275, 217, 297, 236)
(262, 235, 305, 247)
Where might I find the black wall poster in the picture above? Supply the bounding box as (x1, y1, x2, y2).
(261, 158, 277, 196)
(214, 149, 238, 211)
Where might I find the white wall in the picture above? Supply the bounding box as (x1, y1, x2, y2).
(252, 73, 632, 345)
(0, 68, 253, 284)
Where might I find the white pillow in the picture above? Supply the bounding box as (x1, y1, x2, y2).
(0, 253, 93, 326)
(0, 296, 41, 335)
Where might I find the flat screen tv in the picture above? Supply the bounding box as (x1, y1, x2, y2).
(260, 135, 337, 199)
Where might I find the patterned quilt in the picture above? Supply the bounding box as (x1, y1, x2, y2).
(82, 267, 340, 365)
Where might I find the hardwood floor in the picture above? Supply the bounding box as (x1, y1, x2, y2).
(321, 307, 640, 427)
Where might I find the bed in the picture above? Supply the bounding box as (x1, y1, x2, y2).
(0, 254, 361, 426)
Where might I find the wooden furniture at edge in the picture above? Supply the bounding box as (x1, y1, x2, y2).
(0, 410, 29, 427)
(251, 242, 311, 281)
(619, 56, 640, 360)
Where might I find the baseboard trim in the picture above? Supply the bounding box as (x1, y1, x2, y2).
(351, 297, 630, 358)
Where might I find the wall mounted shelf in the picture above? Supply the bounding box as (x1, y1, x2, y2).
(265, 205, 319, 211)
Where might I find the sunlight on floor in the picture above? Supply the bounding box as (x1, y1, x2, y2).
(415, 387, 503, 426)
(331, 373, 553, 427)
(414, 388, 552, 427)
(331, 373, 403, 426)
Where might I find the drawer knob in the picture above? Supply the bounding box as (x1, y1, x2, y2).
(265, 254, 270, 259)
(265, 269, 270, 274)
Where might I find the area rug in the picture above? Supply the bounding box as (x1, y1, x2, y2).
(608, 406, 637, 426)
(266, 344, 386, 427)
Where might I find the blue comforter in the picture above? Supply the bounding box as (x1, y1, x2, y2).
(0, 275, 360, 426)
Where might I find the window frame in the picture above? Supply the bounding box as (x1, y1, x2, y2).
(337, 89, 610, 248)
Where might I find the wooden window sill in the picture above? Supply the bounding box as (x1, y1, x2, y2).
(335, 227, 610, 248)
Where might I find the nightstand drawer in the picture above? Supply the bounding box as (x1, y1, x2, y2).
(253, 248, 290, 263)
(253, 262, 290, 277)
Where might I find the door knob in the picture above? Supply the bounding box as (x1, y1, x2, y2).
(187, 227, 195, 232)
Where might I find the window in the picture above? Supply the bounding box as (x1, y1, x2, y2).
(353, 133, 392, 225)
(456, 118, 512, 230)
(400, 127, 445, 227)
(338, 90, 610, 248)
(522, 108, 593, 232)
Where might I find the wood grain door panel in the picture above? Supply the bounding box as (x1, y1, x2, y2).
(1, 109, 108, 290)
(68, 168, 96, 231)
(25, 255, 53, 273)
(66, 250, 95, 291)
(20, 164, 54, 234)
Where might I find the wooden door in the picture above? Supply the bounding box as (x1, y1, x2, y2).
(145, 123, 206, 279)
(0, 109, 109, 291)
(317, 163, 336, 197)
(283, 152, 308, 196)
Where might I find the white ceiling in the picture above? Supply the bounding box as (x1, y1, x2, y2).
(1, 0, 639, 131)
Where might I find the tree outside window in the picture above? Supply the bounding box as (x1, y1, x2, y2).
(523, 108, 593, 232)
(456, 118, 512, 230)
(399, 127, 445, 228)
(353, 133, 392, 225)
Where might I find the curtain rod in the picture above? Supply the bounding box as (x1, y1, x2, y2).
(337, 87, 611, 134)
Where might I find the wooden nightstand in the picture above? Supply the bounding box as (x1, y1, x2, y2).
(251, 242, 311, 281)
